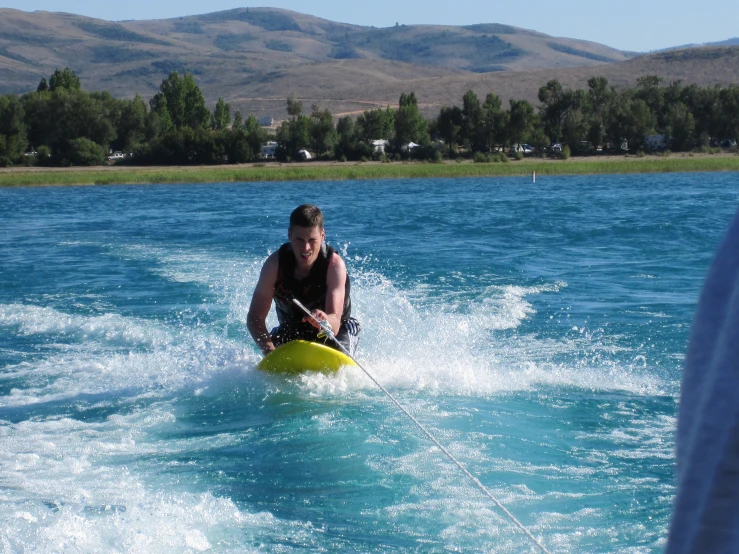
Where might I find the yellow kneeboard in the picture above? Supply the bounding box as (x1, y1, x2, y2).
(258, 340, 357, 375)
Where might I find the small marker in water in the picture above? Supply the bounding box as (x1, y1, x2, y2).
(532, 171, 536, 183)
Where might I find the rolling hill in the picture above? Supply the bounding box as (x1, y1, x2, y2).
(1, 7, 738, 120)
(322, 46, 739, 118)
(0, 8, 629, 94)
(659, 37, 739, 51)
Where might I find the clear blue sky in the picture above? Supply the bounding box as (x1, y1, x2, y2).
(3, 0, 737, 52)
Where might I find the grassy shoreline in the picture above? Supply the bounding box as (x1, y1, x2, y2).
(1, 155, 738, 187)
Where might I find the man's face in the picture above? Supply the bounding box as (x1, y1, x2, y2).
(288, 225, 325, 270)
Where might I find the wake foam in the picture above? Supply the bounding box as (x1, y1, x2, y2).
(0, 412, 319, 553)
(0, 238, 674, 553)
(0, 304, 170, 348)
(297, 273, 664, 398)
(1, 243, 665, 407)
(0, 302, 260, 408)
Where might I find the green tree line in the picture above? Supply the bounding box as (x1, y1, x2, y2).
(0, 67, 267, 167)
(431, 76, 739, 158)
(1, 67, 738, 167)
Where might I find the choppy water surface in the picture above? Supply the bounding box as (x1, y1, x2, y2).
(1, 172, 738, 552)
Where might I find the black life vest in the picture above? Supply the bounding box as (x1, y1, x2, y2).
(273, 242, 352, 328)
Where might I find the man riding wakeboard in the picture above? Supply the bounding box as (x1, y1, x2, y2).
(247, 204, 360, 356)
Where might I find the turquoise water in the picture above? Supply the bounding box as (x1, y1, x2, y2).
(1, 173, 738, 553)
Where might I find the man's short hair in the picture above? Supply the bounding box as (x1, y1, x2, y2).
(290, 204, 324, 229)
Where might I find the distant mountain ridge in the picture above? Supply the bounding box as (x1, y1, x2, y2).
(1, 7, 738, 120)
(706, 37, 739, 47)
(657, 37, 739, 52)
(0, 7, 629, 93)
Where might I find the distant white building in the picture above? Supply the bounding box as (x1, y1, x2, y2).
(261, 141, 277, 159)
(400, 142, 419, 152)
(371, 139, 389, 154)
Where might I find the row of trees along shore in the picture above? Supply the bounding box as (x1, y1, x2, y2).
(1, 67, 738, 167)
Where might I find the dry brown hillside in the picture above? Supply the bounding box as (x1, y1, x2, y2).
(224, 47, 739, 119)
(0, 7, 628, 95)
(323, 47, 739, 117)
(1, 8, 738, 120)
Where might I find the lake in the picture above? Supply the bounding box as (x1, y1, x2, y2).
(2, 172, 738, 552)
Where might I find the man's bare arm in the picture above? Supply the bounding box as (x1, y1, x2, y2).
(247, 253, 278, 355)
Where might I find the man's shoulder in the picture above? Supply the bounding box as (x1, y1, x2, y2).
(263, 250, 280, 270)
(328, 250, 345, 265)
(327, 250, 346, 275)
